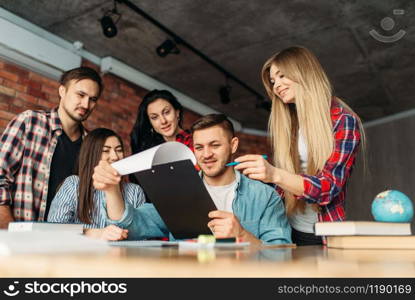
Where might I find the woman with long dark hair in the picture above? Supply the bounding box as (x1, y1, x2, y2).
(234, 47, 364, 246)
(48, 128, 145, 240)
(130, 89, 193, 154)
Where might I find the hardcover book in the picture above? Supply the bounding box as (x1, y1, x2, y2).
(314, 221, 411, 236)
(326, 235, 415, 249)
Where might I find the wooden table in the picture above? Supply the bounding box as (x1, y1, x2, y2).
(1, 245, 415, 277)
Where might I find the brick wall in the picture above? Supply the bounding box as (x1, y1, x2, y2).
(235, 132, 271, 158)
(0, 58, 270, 157)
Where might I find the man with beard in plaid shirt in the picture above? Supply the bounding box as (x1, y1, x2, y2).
(0, 67, 103, 228)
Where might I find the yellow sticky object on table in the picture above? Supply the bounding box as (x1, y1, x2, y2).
(197, 249, 216, 263)
(197, 235, 216, 244)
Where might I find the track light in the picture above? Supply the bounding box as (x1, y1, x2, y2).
(100, 16, 117, 38)
(219, 85, 231, 104)
(107, 0, 269, 110)
(100, 1, 121, 38)
(156, 39, 180, 57)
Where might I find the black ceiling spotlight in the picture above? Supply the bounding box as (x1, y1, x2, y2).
(100, 0, 121, 38)
(219, 84, 232, 104)
(112, 0, 270, 111)
(156, 39, 180, 57)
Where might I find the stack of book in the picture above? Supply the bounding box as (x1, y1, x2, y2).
(314, 221, 414, 249)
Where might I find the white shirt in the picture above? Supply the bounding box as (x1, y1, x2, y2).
(203, 178, 237, 212)
(288, 131, 318, 233)
(298, 130, 308, 172)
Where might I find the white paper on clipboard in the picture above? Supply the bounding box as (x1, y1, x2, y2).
(111, 141, 196, 176)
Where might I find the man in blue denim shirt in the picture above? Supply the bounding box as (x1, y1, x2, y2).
(94, 114, 291, 245)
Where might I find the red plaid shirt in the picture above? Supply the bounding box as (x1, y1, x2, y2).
(0, 108, 84, 221)
(298, 100, 361, 222)
(176, 129, 193, 151)
(277, 100, 361, 222)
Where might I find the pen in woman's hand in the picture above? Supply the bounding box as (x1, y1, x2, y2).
(226, 155, 268, 167)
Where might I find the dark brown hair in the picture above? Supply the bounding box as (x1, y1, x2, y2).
(60, 67, 103, 98)
(130, 89, 184, 153)
(77, 128, 124, 224)
(191, 114, 235, 138)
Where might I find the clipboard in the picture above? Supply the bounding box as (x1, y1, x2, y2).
(132, 159, 217, 239)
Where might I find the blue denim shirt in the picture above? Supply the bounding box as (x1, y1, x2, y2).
(106, 171, 292, 244)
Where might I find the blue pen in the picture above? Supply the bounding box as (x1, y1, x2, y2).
(226, 155, 268, 167)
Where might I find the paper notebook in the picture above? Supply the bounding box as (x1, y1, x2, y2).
(111, 141, 196, 175)
(8, 222, 83, 233)
(0, 231, 109, 255)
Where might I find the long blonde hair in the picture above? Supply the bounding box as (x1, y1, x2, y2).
(261, 46, 364, 215)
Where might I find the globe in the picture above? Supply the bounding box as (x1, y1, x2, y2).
(371, 190, 414, 222)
